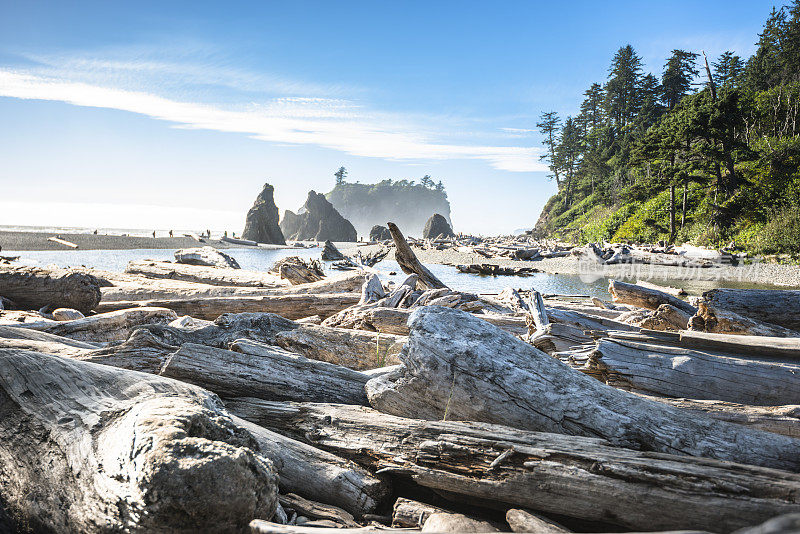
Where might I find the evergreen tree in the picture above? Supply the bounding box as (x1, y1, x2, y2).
(334, 166, 348, 185)
(555, 117, 583, 206)
(536, 111, 563, 186)
(713, 51, 744, 88)
(577, 83, 604, 136)
(420, 175, 434, 188)
(604, 45, 644, 129)
(661, 49, 699, 109)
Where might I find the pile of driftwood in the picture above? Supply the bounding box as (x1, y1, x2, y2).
(1, 238, 799, 533)
(573, 241, 740, 267)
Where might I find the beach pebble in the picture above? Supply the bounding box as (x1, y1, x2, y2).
(52, 308, 85, 321)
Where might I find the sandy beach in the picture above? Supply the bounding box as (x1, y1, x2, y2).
(0, 230, 262, 251)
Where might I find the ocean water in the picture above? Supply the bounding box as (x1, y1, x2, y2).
(1, 246, 615, 298)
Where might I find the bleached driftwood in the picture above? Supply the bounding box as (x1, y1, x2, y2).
(160, 342, 370, 405)
(505, 509, 569, 533)
(388, 222, 447, 290)
(608, 279, 696, 315)
(0, 265, 101, 314)
(690, 302, 800, 337)
(137, 313, 405, 370)
(272, 257, 325, 285)
(94, 293, 360, 321)
(392, 498, 452, 528)
(584, 338, 800, 405)
(126, 260, 288, 288)
(0, 325, 100, 357)
(422, 513, 499, 532)
(633, 303, 692, 331)
(175, 246, 241, 269)
(700, 288, 800, 331)
(0, 348, 280, 532)
(365, 307, 800, 470)
(230, 400, 800, 532)
(13, 307, 178, 342)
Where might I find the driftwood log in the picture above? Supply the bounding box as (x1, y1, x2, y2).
(160, 342, 370, 405)
(0, 325, 100, 357)
(505, 509, 569, 533)
(126, 260, 288, 288)
(230, 401, 800, 532)
(137, 313, 405, 370)
(0, 265, 101, 313)
(93, 293, 360, 321)
(690, 302, 800, 337)
(388, 222, 447, 290)
(0, 348, 280, 532)
(700, 288, 800, 331)
(365, 307, 800, 470)
(174, 246, 241, 269)
(584, 338, 800, 405)
(14, 307, 178, 342)
(608, 279, 696, 315)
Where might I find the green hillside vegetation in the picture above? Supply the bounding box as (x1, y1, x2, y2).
(534, 1, 800, 257)
(325, 172, 451, 238)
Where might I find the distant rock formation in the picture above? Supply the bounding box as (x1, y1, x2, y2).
(280, 191, 358, 242)
(242, 183, 286, 245)
(422, 213, 455, 239)
(369, 225, 391, 241)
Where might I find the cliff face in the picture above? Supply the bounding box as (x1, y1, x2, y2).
(326, 181, 451, 238)
(241, 183, 286, 245)
(280, 191, 358, 242)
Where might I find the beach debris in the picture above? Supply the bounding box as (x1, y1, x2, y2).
(422, 213, 455, 239)
(175, 245, 241, 269)
(127, 259, 288, 288)
(0, 265, 101, 314)
(51, 308, 85, 321)
(242, 183, 287, 245)
(271, 256, 325, 285)
(47, 235, 78, 248)
(280, 191, 357, 242)
(321, 240, 345, 260)
(456, 264, 539, 276)
(388, 222, 447, 289)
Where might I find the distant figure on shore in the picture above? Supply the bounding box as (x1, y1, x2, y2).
(152, 231, 156, 238)
(224, 231, 228, 238)
(93, 229, 98, 235)
(169, 230, 173, 237)
(206, 229, 211, 238)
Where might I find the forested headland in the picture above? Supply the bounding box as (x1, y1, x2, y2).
(533, 1, 800, 257)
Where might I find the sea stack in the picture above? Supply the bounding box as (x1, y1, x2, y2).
(422, 213, 455, 239)
(280, 191, 357, 242)
(369, 225, 391, 241)
(242, 183, 286, 245)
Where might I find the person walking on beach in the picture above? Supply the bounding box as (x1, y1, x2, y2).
(152, 231, 156, 238)
(169, 230, 173, 238)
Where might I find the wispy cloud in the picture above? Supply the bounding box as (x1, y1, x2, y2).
(0, 61, 547, 173)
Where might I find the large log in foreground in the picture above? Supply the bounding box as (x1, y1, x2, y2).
(700, 288, 800, 331)
(0, 265, 101, 313)
(366, 307, 800, 470)
(0, 348, 279, 532)
(15, 307, 179, 342)
(229, 401, 800, 533)
(93, 293, 360, 321)
(586, 338, 800, 405)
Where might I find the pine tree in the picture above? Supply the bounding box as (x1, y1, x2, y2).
(334, 166, 348, 185)
(555, 117, 583, 206)
(604, 45, 644, 129)
(577, 83, 604, 137)
(661, 50, 699, 109)
(536, 111, 563, 186)
(713, 51, 744, 88)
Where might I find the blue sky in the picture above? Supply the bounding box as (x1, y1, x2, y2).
(0, 0, 776, 234)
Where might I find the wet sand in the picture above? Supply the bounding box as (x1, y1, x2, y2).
(0, 231, 284, 251)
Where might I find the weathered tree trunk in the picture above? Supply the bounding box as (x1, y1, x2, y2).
(642, 396, 800, 438)
(392, 498, 453, 528)
(365, 307, 800, 470)
(387, 222, 447, 290)
(174, 246, 240, 269)
(690, 302, 800, 337)
(100, 271, 365, 303)
(699, 288, 800, 331)
(94, 293, 360, 321)
(0, 325, 100, 357)
(160, 342, 370, 405)
(14, 307, 178, 342)
(136, 313, 405, 370)
(634, 303, 692, 331)
(584, 338, 800, 405)
(0, 348, 279, 533)
(608, 280, 696, 315)
(127, 260, 288, 287)
(229, 400, 800, 533)
(231, 416, 388, 517)
(506, 509, 570, 533)
(422, 512, 499, 532)
(0, 265, 101, 313)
